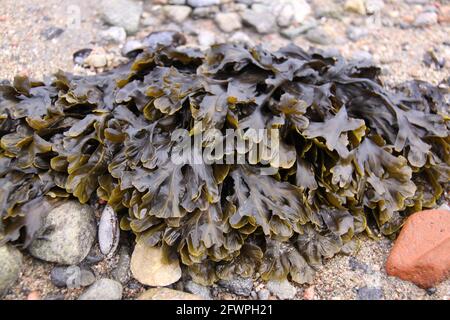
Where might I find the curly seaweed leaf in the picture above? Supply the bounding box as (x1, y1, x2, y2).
(303, 107, 366, 157)
(260, 239, 315, 284)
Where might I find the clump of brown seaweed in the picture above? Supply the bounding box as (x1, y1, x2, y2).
(0, 32, 448, 285)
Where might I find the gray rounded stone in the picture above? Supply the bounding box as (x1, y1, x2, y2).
(28, 201, 96, 265)
(99, 26, 127, 44)
(163, 5, 192, 24)
(346, 26, 369, 42)
(78, 278, 123, 300)
(305, 27, 333, 45)
(0, 244, 23, 297)
(184, 280, 212, 299)
(241, 7, 277, 34)
(51, 265, 96, 288)
(99, 0, 143, 35)
(215, 12, 242, 33)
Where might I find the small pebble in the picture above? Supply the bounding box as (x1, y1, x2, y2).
(349, 257, 370, 273)
(266, 279, 297, 300)
(303, 286, 315, 300)
(185, 280, 212, 300)
(111, 245, 131, 284)
(163, 5, 192, 24)
(40, 27, 64, 40)
(99, 26, 127, 44)
(73, 48, 93, 66)
(426, 287, 437, 295)
(51, 265, 96, 289)
(229, 31, 253, 46)
(414, 11, 438, 27)
(356, 286, 384, 300)
(44, 294, 65, 300)
(215, 12, 242, 33)
(27, 291, 41, 300)
(121, 40, 144, 58)
(197, 31, 216, 47)
(346, 26, 369, 41)
(257, 289, 270, 300)
(305, 27, 332, 45)
(78, 278, 123, 300)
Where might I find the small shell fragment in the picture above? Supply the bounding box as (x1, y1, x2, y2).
(98, 205, 120, 257)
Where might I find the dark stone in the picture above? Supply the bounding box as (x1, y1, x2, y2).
(82, 244, 104, 265)
(349, 257, 370, 273)
(426, 287, 437, 295)
(127, 279, 143, 290)
(51, 265, 96, 288)
(41, 27, 64, 40)
(218, 277, 253, 296)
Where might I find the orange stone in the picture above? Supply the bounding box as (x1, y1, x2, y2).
(386, 209, 450, 289)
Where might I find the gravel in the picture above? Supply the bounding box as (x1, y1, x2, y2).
(219, 277, 254, 296)
(311, 236, 450, 300)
